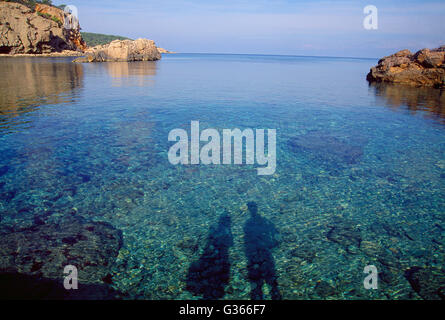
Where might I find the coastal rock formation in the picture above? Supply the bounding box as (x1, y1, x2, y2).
(74, 38, 162, 62)
(367, 46, 445, 87)
(0, 2, 86, 54)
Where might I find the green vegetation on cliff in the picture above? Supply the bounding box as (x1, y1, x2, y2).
(2, 0, 64, 28)
(81, 32, 132, 47)
(36, 11, 62, 26)
(1, 0, 57, 10)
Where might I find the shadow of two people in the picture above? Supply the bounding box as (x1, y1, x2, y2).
(186, 202, 281, 300)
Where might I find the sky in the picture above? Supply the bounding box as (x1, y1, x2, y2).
(53, 0, 445, 58)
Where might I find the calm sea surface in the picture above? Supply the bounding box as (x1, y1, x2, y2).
(0, 54, 444, 299)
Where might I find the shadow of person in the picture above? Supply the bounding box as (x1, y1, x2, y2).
(244, 202, 282, 300)
(186, 214, 233, 299)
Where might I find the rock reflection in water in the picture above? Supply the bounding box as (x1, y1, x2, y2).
(370, 82, 445, 123)
(0, 57, 84, 132)
(104, 61, 157, 87)
(102, 62, 158, 168)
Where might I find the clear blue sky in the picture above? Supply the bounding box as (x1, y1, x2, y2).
(54, 0, 445, 58)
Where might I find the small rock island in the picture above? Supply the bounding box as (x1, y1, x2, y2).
(367, 46, 445, 87)
(73, 38, 161, 63)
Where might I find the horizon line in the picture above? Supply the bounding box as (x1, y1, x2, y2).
(163, 52, 379, 60)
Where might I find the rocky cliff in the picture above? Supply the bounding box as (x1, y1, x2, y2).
(0, 2, 86, 54)
(367, 46, 445, 87)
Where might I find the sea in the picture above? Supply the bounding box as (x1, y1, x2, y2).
(0, 53, 444, 299)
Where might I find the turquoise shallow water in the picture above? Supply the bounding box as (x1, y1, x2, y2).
(0, 54, 444, 299)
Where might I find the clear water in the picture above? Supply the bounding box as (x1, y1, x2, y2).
(0, 54, 444, 299)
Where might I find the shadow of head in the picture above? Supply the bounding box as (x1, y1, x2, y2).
(247, 201, 258, 215)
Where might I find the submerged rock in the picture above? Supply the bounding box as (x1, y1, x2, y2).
(360, 240, 381, 257)
(288, 243, 316, 263)
(326, 219, 362, 251)
(404, 267, 445, 300)
(0, 215, 123, 286)
(288, 133, 364, 165)
(314, 280, 337, 298)
(367, 46, 445, 87)
(73, 38, 161, 62)
(369, 221, 403, 238)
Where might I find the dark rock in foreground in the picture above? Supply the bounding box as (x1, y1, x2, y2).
(73, 39, 161, 62)
(404, 267, 445, 300)
(367, 46, 445, 87)
(0, 215, 123, 288)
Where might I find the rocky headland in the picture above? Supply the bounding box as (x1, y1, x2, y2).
(367, 46, 445, 87)
(0, 2, 86, 54)
(0, 1, 170, 60)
